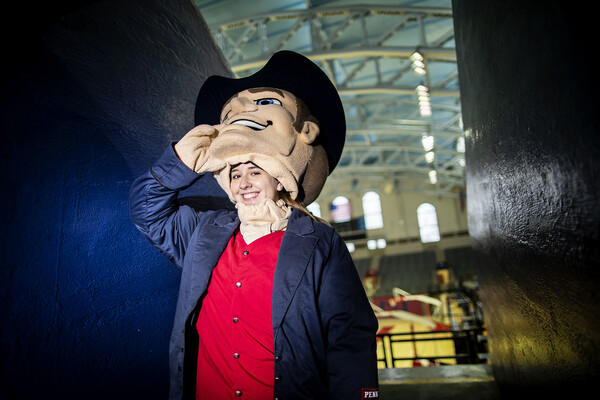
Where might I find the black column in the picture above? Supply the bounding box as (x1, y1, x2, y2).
(453, 0, 599, 397)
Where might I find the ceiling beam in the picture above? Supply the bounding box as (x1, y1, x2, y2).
(229, 46, 456, 73)
(209, 5, 453, 32)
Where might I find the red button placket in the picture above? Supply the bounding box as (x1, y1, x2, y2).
(231, 243, 250, 397)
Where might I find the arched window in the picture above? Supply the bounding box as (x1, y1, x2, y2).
(330, 196, 351, 223)
(362, 191, 383, 230)
(306, 202, 321, 218)
(417, 203, 440, 243)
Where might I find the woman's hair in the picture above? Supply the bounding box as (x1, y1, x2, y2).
(279, 191, 330, 226)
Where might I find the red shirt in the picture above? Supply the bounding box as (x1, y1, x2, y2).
(196, 229, 284, 399)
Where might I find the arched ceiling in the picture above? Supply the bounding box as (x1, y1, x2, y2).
(194, 0, 464, 200)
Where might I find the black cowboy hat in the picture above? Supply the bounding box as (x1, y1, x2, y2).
(194, 50, 346, 173)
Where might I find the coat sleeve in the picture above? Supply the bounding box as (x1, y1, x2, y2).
(129, 144, 205, 267)
(320, 232, 380, 399)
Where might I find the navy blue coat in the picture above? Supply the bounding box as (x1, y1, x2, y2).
(129, 145, 379, 399)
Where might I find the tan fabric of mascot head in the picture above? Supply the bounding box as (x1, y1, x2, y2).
(208, 87, 329, 206)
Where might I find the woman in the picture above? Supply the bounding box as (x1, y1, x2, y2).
(129, 51, 379, 400)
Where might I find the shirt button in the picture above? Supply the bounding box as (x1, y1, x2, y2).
(236, 282, 242, 288)
(235, 390, 242, 397)
(233, 317, 239, 323)
(275, 375, 282, 381)
(243, 250, 249, 255)
(234, 353, 240, 359)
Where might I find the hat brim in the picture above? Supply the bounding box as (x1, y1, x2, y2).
(194, 50, 345, 173)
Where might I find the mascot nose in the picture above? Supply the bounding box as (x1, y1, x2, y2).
(230, 96, 258, 115)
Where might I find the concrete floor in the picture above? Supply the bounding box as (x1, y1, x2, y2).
(379, 365, 503, 400)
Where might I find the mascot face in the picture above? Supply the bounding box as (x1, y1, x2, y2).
(216, 88, 320, 157)
(220, 88, 305, 145)
(209, 87, 324, 202)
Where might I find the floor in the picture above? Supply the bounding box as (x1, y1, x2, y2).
(378, 364, 503, 400)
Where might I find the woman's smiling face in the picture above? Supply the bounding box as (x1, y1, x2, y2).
(230, 162, 281, 205)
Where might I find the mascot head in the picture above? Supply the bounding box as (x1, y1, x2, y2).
(194, 51, 345, 205)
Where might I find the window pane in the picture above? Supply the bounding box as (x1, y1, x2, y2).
(306, 202, 321, 218)
(362, 191, 383, 230)
(417, 203, 441, 243)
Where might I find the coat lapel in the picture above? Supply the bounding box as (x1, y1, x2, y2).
(188, 211, 239, 300)
(272, 210, 317, 333)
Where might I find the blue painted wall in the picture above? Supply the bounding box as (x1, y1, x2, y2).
(0, 1, 231, 398)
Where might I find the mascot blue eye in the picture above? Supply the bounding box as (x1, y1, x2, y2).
(256, 98, 282, 106)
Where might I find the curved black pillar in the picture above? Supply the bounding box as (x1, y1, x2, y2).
(454, 0, 599, 397)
